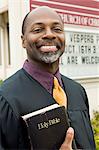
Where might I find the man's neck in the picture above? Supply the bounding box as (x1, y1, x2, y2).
(28, 59, 59, 74)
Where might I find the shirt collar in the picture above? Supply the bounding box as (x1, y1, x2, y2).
(23, 59, 63, 94)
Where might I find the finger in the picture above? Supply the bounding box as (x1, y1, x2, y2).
(65, 127, 74, 146)
(60, 127, 74, 150)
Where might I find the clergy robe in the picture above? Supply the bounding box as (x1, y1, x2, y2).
(0, 69, 96, 149)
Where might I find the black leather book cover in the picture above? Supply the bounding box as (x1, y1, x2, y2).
(22, 104, 69, 150)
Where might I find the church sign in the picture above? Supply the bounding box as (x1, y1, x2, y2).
(61, 32, 99, 65)
(30, 0, 99, 27)
(60, 32, 99, 77)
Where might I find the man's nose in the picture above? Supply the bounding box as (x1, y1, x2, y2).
(42, 28, 56, 39)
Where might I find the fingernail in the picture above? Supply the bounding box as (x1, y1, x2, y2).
(67, 127, 74, 134)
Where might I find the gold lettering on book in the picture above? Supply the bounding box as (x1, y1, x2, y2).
(38, 117, 60, 130)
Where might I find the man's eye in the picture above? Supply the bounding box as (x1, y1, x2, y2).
(32, 28, 43, 33)
(54, 28, 63, 32)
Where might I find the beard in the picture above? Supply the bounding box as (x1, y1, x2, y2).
(27, 42, 64, 64)
(37, 49, 63, 63)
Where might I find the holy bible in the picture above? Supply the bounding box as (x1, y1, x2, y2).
(22, 104, 70, 150)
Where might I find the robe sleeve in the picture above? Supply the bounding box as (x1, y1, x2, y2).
(0, 95, 31, 149)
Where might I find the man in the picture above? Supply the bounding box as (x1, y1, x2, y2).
(0, 6, 95, 149)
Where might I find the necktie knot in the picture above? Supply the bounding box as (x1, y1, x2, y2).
(53, 77, 67, 108)
(53, 77, 60, 89)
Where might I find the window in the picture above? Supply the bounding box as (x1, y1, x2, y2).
(0, 12, 10, 67)
(0, 27, 3, 65)
(0, 28, 1, 65)
(7, 23, 10, 65)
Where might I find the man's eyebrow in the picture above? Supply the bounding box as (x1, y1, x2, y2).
(31, 21, 63, 26)
(32, 22, 44, 26)
(52, 22, 63, 26)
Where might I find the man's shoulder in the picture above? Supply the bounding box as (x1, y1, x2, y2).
(61, 74, 85, 95)
(0, 69, 25, 94)
(1, 69, 23, 87)
(61, 74, 82, 88)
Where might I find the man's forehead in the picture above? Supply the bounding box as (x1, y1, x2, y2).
(27, 6, 62, 24)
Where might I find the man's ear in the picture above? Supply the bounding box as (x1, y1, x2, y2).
(21, 35, 26, 48)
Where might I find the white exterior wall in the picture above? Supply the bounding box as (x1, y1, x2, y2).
(0, 0, 99, 117)
(76, 77, 99, 118)
(0, 0, 8, 79)
(0, 0, 29, 79)
(6, 0, 29, 77)
(0, 0, 8, 13)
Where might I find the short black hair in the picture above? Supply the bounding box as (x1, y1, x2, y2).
(22, 12, 30, 35)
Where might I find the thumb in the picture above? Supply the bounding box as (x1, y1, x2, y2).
(60, 127, 74, 150)
(65, 127, 74, 145)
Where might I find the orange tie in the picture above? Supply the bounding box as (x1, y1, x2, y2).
(53, 77, 67, 108)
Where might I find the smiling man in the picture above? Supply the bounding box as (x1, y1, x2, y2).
(21, 6, 65, 72)
(0, 6, 95, 149)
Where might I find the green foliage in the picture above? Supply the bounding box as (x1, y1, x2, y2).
(91, 111, 99, 150)
(0, 79, 3, 85)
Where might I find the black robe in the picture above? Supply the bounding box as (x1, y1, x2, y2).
(0, 69, 96, 149)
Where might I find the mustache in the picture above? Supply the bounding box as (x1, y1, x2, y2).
(35, 39, 61, 49)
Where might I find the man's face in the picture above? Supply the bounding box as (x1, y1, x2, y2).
(22, 7, 65, 64)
